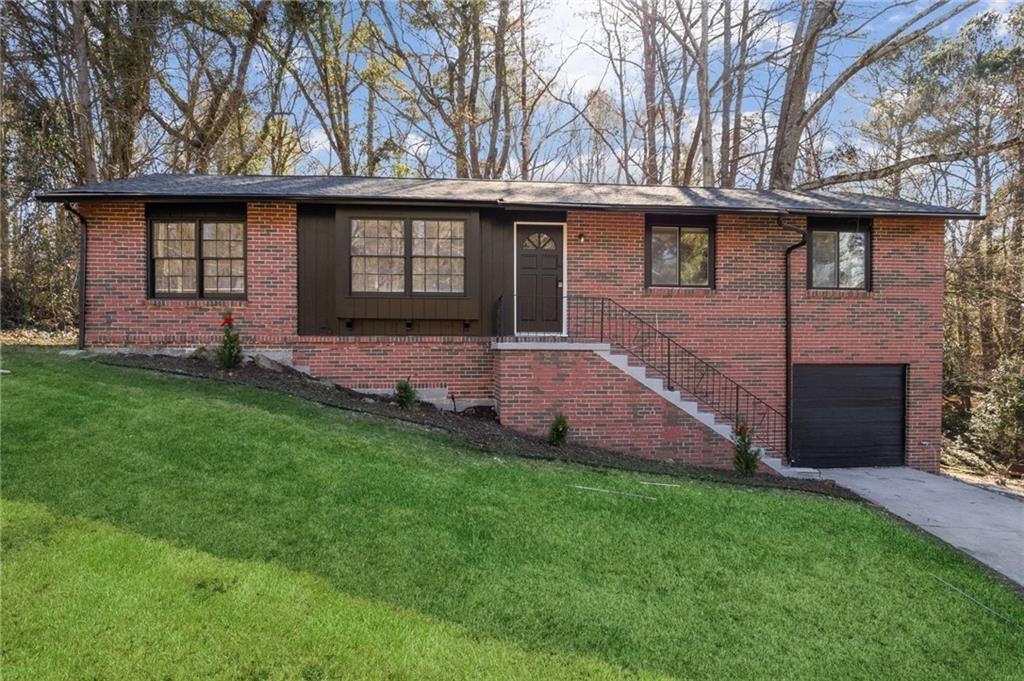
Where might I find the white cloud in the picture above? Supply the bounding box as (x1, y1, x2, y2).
(532, 1, 609, 94)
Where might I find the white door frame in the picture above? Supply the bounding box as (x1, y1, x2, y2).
(512, 221, 568, 336)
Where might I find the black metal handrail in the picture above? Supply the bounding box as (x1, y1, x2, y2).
(564, 294, 786, 456)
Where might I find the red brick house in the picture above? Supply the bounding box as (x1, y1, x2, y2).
(39, 174, 978, 474)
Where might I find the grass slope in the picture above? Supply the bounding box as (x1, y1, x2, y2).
(2, 500, 654, 680)
(2, 348, 1022, 679)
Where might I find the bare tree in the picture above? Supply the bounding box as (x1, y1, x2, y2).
(770, 0, 979, 189)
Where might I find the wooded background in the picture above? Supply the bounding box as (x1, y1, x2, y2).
(1, 0, 1021, 471)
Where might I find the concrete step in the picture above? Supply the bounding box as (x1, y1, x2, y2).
(601, 348, 814, 476)
(598, 350, 733, 439)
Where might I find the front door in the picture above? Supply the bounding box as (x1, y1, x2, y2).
(516, 225, 563, 333)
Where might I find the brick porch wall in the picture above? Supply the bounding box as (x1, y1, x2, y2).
(495, 347, 734, 465)
(293, 337, 493, 401)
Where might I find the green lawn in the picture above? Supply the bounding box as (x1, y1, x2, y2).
(2, 348, 1022, 680)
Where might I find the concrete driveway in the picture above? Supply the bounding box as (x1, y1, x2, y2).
(825, 467, 1024, 587)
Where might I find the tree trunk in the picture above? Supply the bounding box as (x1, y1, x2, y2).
(768, 1, 837, 189)
(726, 0, 749, 187)
(718, 0, 733, 185)
(697, 0, 713, 183)
(71, 0, 98, 184)
(641, 0, 659, 184)
(519, 0, 530, 180)
(484, 0, 509, 179)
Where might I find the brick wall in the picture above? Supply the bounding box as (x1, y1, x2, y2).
(792, 216, 945, 472)
(494, 347, 734, 465)
(80, 201, 297, 346)
(293, 336, 493, 401)
(564, 211, 945, 472)
(78, 201, 495, 401)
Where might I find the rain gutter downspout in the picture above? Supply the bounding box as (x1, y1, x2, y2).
(63, 203, 88, 349)
(779, 215, 807, 462)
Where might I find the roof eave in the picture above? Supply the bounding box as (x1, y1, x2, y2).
(34, 191, 982, 220)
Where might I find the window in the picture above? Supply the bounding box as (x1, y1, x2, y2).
(349, 217, 466, 295)
(808, 222, 870, 290)
(150, 219, 245, 298)
(202, 223, 245, 295)
(412, 219, 465, 293)
(648, 224, 712, 287)
(351, 218, 405, 293)
(153, 221, 197, 294)
(522, 232, 556, 250)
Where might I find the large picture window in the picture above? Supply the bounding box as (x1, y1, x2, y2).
(648, 224, 713, 287)
(350, 217, 466, 295)
(808, 221, 871, 290)
(150, 219, 245, 298)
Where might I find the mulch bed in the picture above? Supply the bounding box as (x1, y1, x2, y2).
(94, 351, 859, 501)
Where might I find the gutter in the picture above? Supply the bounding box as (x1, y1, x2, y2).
(778, 216, 808, 463)
(63, 203, 88, 349)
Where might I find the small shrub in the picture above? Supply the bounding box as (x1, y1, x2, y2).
(395, 379, 416, 409)
(732, 419, 760, 476)
(548, 412, 569, 446)
(216, 310, 243, 370)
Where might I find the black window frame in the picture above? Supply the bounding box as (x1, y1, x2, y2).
(348, 215, 468, 298)
(806, 217, 872, 291)
(147, 217, 248, 300)
(644, 215, 716, 289)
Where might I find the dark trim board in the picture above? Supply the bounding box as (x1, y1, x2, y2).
(790, 364, 906, 468)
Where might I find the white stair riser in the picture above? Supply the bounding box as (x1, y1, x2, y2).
(596, 349, 818, 479)
(596, 350, 733, 440)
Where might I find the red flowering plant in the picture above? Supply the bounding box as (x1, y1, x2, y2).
(732, 418, 760, 476)
(216, 309, 243, 370)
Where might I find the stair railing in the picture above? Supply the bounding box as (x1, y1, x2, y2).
(565, 294, 786, 456)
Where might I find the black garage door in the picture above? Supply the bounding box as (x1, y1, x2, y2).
(791, 365, 905, 468)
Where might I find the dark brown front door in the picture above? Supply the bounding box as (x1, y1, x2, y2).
(517, 225, 563, 333)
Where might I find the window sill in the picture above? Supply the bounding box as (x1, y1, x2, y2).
(643, 286, 714, 297)
(145, 298, 248, 308)
(804, 289, 871, 298)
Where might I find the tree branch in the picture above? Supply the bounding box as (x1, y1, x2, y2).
(796, 137, 1022, 190)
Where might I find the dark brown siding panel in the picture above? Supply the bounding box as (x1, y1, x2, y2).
(302, 204, 563, 337)
(297, 204, 338, 335)
(480, 209, 564, 336)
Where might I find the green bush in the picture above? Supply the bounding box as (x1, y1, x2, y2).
(216, 310, 243, 370)
(946, 355, 1024, 472)
(395, 379, 416, 409)
(548, 412, 569, 446)
(732, 419, 760, 476)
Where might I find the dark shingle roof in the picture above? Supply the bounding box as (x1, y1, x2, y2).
(35, 173, 981, 218)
